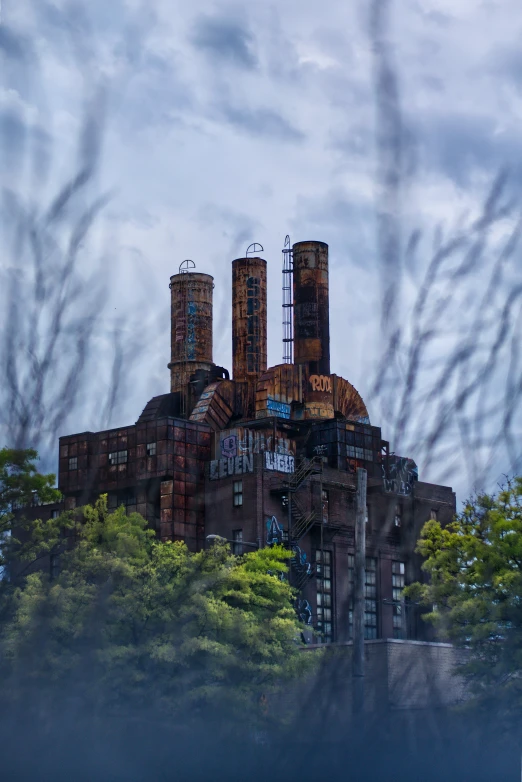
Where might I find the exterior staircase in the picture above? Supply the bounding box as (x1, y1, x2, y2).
(287, 456, 323, 590)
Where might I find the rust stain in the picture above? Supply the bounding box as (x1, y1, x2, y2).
(190, 380, 235, 431)
(232, 257, 267, 381)
(169, 272, 214, 392)
(292, 241, 330, 377)
(332, 375, 370, 423)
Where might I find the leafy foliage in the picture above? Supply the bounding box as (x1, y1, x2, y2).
(0, 493, 315, 732)
(407, 478, 522, 725)
(0, 447, 62, 574)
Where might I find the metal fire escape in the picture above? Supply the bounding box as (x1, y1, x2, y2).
(271, 456, 323, 591)
(282, 235, 293, 364)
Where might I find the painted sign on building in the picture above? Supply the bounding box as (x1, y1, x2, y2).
(209, 455, 254, 480)
(267, 397, 291, 419)
(264, 452, 295, 473)
(217, 427, 295, 458)
(384, 456, 418, 496)
(221, 435, 238, 458)
(266, 515, 284, 546)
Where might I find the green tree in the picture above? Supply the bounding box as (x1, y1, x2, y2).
(0, 447, 62, 579)
(406, 477, 522, 727)
(0, 495, 315, 733)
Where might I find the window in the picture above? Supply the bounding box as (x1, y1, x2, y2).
(316, 550, 333, 643)
(51, 510, 60, 519)
(322, 489, 329, 523)
(394, 505, 401, 527)
(233, 480, 243, 507)
(348, 555, 379, 640)
(68, 457, 78, 470)
(109, 450, 128, 466)
(430, 509, 438, 520)
(108, 490, 135, 511)
(232, 529, 243, 555)
(365, 505, 369, 525)
(146, 442, 157, 457)
(392, 561, 405, 639)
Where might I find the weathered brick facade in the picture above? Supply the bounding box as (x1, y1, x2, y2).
(39, 238, 457, 645)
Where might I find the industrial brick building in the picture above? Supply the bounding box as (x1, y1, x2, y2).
(53, 239, 455, 644)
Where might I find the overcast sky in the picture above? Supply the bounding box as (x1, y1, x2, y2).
(1, 0, 521, 499)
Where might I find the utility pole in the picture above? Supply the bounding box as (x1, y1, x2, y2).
(353, 468, 367, 718)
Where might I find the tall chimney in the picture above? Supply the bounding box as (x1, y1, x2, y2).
(168, 272, 214, 393)
(292, 240, 330, 377)
(232, 257, 267, 382)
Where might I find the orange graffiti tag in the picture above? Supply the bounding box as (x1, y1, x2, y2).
(309, 374, 332, 393)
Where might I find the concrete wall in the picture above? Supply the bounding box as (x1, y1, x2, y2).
(282, 640, 467, 722)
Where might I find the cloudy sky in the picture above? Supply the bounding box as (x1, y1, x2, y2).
(1, 0, 521, 499)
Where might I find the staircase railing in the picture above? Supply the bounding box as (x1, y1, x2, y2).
(288, 456, 322, 492)
(290, 493, 316, 544)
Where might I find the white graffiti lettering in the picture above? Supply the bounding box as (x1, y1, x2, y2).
(264, 452, 295, 474)
(209, 455, 254, 480)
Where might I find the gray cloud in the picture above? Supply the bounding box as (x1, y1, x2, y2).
(196, 203, 262, 256)
(417, 112, 522, 187)
(219, 104, 304, 142)
(411, 2, 452, 27)
(190, 14, 258, 69)
(493, 45, 522, 92)
(3, 0, 521, 497)
(0, 27, 32, 61)
(0, 112, 27, 168)
(115, 52, 193, 133)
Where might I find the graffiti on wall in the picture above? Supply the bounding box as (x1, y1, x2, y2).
(209, 455, 254, 480)
(264, 452, 295, 473)
(384, 456, 418, 496)
(186, 298, 196, 360)
(295, 598, 313, 625)
(266, 517, 313, 591)
(266, 515, 284, 546)
(309, 375, 332, 393)
(221, 435, 238, 458)
(291, 544, 312, 579)
(313, 444, 328, 456)
(218, 427, 295, 459)
(267, 397, 291, 419)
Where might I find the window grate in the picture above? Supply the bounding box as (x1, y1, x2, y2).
(316, 550, 333, 643)
(348, 555, 378, 640)
(392, 561, 405, 639)
(233, 480, 243, 507)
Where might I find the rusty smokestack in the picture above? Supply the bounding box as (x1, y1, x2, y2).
(168, 271, 214, 393)
(292, 240, 330, 377)
(232, 256, 267, 382)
